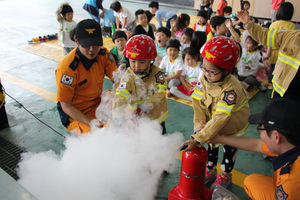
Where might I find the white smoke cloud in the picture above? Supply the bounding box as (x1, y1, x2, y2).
(17, 118, 184, 200)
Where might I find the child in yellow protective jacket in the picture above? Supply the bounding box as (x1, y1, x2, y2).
(112, 35, 169, 134)
(183, 36, 250, 188)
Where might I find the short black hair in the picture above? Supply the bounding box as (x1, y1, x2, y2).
(112, 30, 127, 43)
(190, 31, 207, 53)
(276, 2, 294, 21)
(166, 39, 181, 50)
(226, 28, 241, 37)
(110, 1, 122, 12)
(197, 10, 208, 20)
(135, 9, 145, 18)
(149, 1, 159, 9)
(156, 27, 171, 38)
(223, 6, 232, 14)
(210, 16, 226, 30)
(182, 47, 200, 61)
(182, 27, 194, 39)
(145, 10, 153, 23)
(246, 35, 258, 46)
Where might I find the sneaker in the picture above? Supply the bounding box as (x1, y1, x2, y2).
(204, 169, 217, 184)
(212, 173, 232, 188)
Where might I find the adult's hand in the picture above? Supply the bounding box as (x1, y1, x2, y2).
(237, 10, 250, 25)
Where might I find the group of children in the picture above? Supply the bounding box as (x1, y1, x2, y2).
(54, 0, 297, 190)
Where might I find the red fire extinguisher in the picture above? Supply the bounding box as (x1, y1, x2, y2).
(168, 146, 213, 200)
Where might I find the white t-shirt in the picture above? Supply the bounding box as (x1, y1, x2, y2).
(237, 48, 263, 77)
(61, 19, 77, 48)
(114, 7, 135, 27)
(159, 55, 184, 77)
(195, 24, 207, 32)
(181, 61, 203, 86)
(117, 50, 127, 65)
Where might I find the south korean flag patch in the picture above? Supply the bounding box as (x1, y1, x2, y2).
(61, 74, 74, 86)
(119, 82, 126, 89)
(223, 90, 237, 105)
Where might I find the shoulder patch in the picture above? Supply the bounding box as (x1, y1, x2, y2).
(61, 74, 74, 86)
(155, 71, 165, 84)
(69, 56, 80, 71)
(107, 52, 115, 63)
(196, 80, 202, 90)
(99, 48, 106, 55)
(119, 82, 126, 89)
(223, 90, 237, 105)
(275, 185, 288, 200)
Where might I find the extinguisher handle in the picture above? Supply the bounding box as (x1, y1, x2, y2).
(179, 145, 188, 151)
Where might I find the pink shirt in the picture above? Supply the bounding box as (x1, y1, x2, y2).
(272, 0, 285, 11)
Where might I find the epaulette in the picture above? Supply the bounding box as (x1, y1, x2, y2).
(68, 56, 80, 71)
(99, 48, 106, 55)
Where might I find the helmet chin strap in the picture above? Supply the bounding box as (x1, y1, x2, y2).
(133, 60, 155, 79)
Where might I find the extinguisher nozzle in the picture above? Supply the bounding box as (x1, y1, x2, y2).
(179, 145, 188, 151)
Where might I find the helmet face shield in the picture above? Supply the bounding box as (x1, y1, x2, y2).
(124, 35, 157, 60)
(200, 36, 241, 71)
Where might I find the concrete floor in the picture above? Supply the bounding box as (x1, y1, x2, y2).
(0, 0, 276, 199)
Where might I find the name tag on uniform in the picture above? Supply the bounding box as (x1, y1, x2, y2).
(61, 74, 74, 86)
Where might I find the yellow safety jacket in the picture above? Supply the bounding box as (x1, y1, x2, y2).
(112, 64, 169, 123)
(245, 21, 300, 97)
(191, 74, 250, 144)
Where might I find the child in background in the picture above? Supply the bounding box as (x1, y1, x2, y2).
(183, 36, 250, 188)
(171, 13, 190, 40)
(159, 39, 184, 97)
(56, 3, 77, 56)
(110, 1, 136, 37)
(101, 9, 116, 37)
(170, 47, 203, 101)
(210, 16, 228, 36)
(148, 1, 177, 29)
(155, 27, 171, 65)
(110, 31, 129, 70)
(191, 31, 207, 53)
(112, 35, 168, 134)
(233, 1, 250, 29)
(223, 6, 232, 18)
(83, 0, 105, 24)
(199, 0, 214, 19)
(133, 9, 155, 40)
(237, 35, 267, 92)
(216, 0, 228, 16)
(193, 10, 211, 36)
(210, 16, 241, 43)
(145, 10, 156, 32)
(180, 27, 194, 52)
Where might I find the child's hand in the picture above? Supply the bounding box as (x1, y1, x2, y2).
(166, 89, 171, 98)
(155, 56, 162, 63)
(237, 10, 250, 25)
(118, 64, 126, 71)
(225, 19, 232, 28)
(182, 139, 200, 151)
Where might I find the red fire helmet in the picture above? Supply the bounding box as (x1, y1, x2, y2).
(200, 36, 241, 71)
(123, 35, 157, 60)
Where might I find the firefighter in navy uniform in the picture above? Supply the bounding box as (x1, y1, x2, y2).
(183, 36, 250, 188)
(0, 79, 9, 130)
(112, 35, 169, 134)
(55, 19, 117, 135)
(210, 98, 300, 200)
